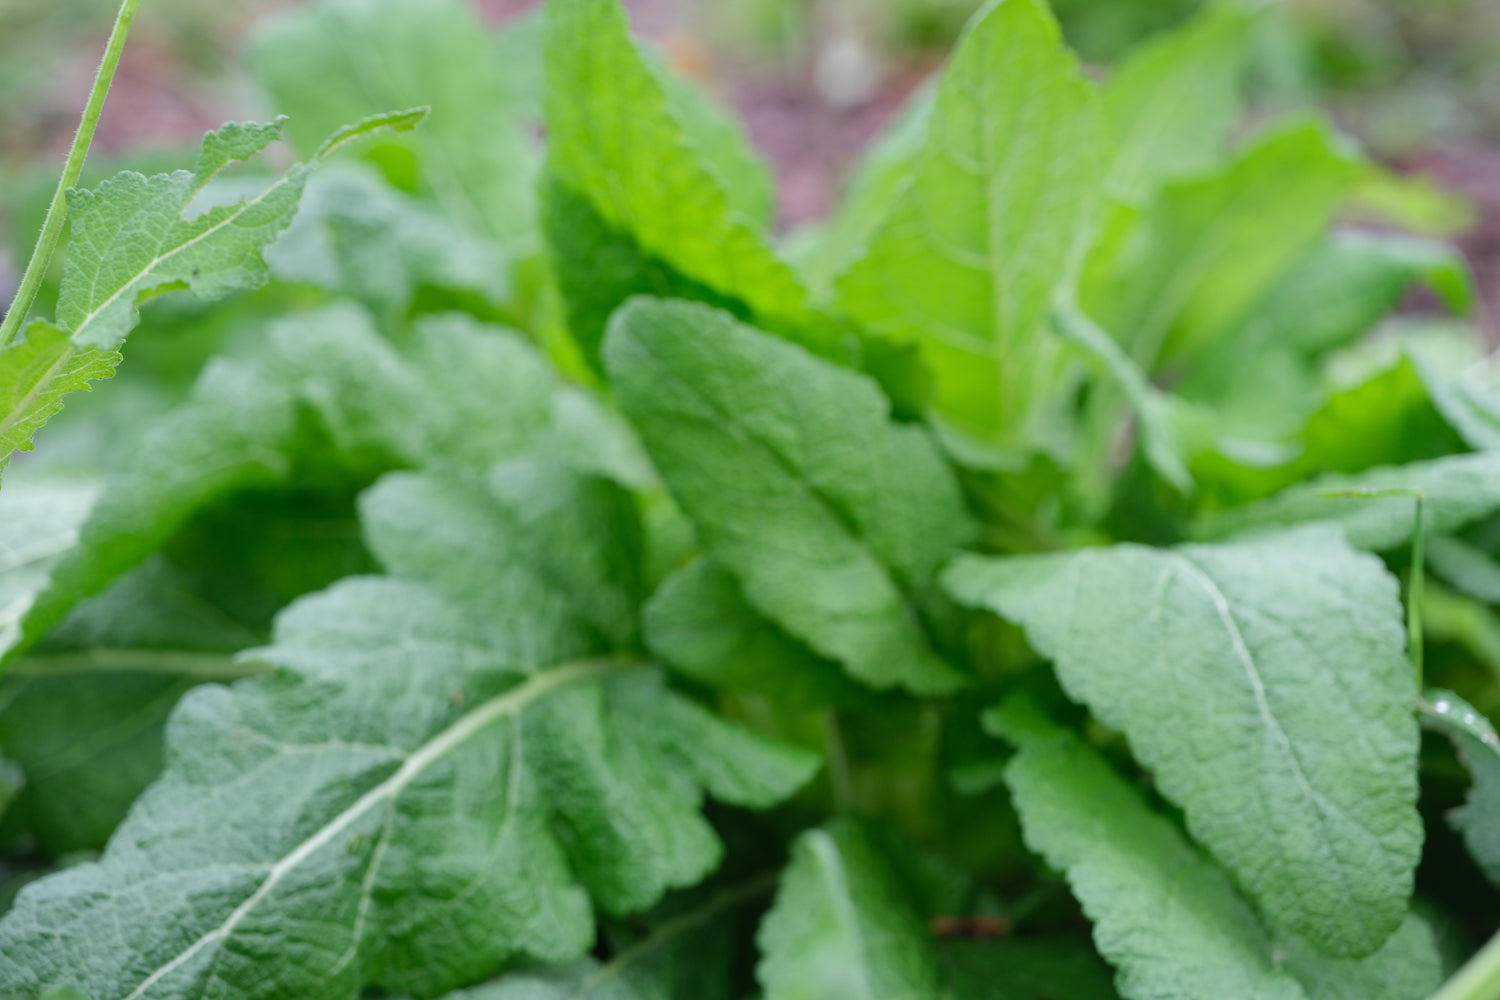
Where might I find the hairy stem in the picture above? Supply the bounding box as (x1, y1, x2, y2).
(0, 0, 140, 351)
(1431, 928, 1500, 1000)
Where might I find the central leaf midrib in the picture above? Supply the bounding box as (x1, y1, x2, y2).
(120, 655, 636, 1000)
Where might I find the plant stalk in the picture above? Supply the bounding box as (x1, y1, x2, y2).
(0, 0, 140, 351)
(1431, 928, 1500, 1000)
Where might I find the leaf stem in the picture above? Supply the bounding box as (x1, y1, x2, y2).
(1431, 928, 1500, 1000)
(0, 0, 140, 352)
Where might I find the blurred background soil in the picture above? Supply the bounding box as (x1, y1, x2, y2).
(3, 0, 1499, 322)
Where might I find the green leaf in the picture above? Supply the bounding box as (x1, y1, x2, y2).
(643, 558, 862, 707)
(0, 754, 20, 823)
(947, 528, 1422, 956)
(1427, 535, 1500, 604)
(359, 463, 645, 649)
(991, 697, 1443, 1000)
(1199, 453, 1500, 551)
(798, 80, 934, 295)
(835, 0, 1106, 445)
(1422, 691, 1500, 887)
(0, 564, 813, 999)
(1082, 119, 1365, 372)
(756, 819, 943, 1000)
(250, 0, 537, 250)
(0, 325, 119, 475)
(265, 165, 511, 316)
(1103, 2, 1255, 203)
(605, 298, 975, 695)
(0, 111, 424, 476)
(543, 0, 816, 363)
(0, 558, 259, 853)
(0, 305, 643, 672)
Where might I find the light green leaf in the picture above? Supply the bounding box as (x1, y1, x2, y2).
(643, 558, 861, 707)
(265, 164, 511, 315)
(605, 299, 975, 695)
(251, 0, 536, 249)
(544, 0, 816, 363)
(1082, 119, 1365, 372)
(0, 305, 643, 672)
(1103, 2, 1254, 203)
(0, 558, 259, 853)
(991, 697, 1442, 1000)
(0, 111, 423, 475)
(1422, 691, 1500, 887)
(757, 819, 943, 1000)
(0, 564, 812, 999)
(1428, 535, 1500, 604)
(799, 80, 934, 295)
(836, 0, 1106, 444)
(947, 528, 1422, 956)
(1199, 453, 1500, 550)
(359, 462, 644, 649)
(0, 325, 118, 476)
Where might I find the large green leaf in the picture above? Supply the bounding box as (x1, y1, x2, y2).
(947, 528, 1422, 956)
(1102, 2, 1255, 203)
(836, 0, 1106, 446)
(1082, 119, 1365, 372)
(642, 558, 860, 707)
(251, 0, 537, 250)
(605, 299, 975, 695)
(991, 697, 1443, 999)
(756, 820, 943, 1000)
(544, 0, 816, 364)
(1199, 453, 1500, 551)
(0, 546, 814, 1000)
(1422, 691, 1500, 887)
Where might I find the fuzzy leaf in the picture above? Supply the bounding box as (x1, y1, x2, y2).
(1422, 691, 1500, 886)
(642, 558, 860, 707)
(1199, 452, 1500, 550)
(947, 528, 1422, 955)
(757, 820, 943, 1000)
(544, 0, 816, 363)
(606, 299, 974, 695)
(251, 0, 536, 249)
(1103, 2, 1254, 202)
(835, 0, 1106, 444)
(991, 698, 1442, 999)
(0, 565, 813, 999)
(0, 325, 119, 476)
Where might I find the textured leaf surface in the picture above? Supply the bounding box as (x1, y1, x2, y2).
(642, 558, 860, 706)
(836, 0, 1105, 443)
(0, 552, 813, 1000)
(251, 0, 536, 249)
(606, 299, 974, 694)
(1103, 3, 1253, 202)
(0, 558, 259, 853)
(1422, 691, 1500, 886)
(544, 0, 812, 358)
(0, 305, 641, 672)
(1082, 120, 1364, 371)
(757, 820, 942, 1000)
(0, 325, 118, 479)
(947, 528, 1422, 955)
(1199, 452, 1500, 550)
(992, 698, 1442, 1000)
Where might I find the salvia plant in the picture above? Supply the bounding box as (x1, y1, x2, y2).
(0, 0, 1496, 997)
